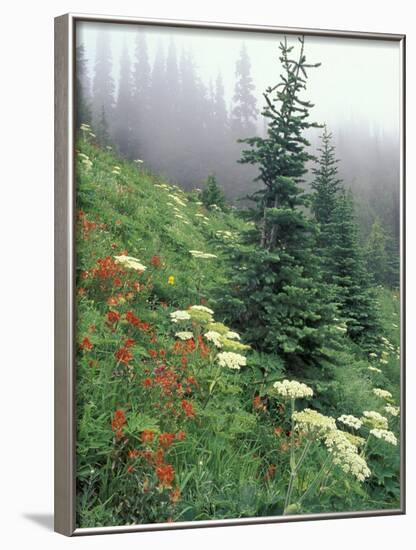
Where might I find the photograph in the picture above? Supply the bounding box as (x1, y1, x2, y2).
(71, 18, 403, 529)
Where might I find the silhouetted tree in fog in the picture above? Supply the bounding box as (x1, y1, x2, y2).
(131, 31, 151, 160)
(75, 44, 92, 129)
(92, 31, 115, 133)
(114, 45, 133, 157)
(231, 44, 258, 138)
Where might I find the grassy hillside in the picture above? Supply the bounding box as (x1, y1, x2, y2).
(75, 137, 401, 528)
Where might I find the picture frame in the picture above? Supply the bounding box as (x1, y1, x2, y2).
(55, 13, 406, 536)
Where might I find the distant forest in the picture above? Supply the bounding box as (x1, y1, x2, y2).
(76, 31, 400, 250)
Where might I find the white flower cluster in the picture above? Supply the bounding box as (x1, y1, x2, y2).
(175, 331, 194, 341)
(384, 404, 400, 417)
(324, 430, 371, 482)
(217, 351, 247, 370)
(204, 331, 223, 348)
(337, 414, 363, 430)
(370, 428, 398, 446)
(168, 194, 187, 207)
(189, 250, 218, 259)
(170, 310, 191, 323)
(190, 305, 214, 315)
(362, 411, 389, 430)
(373, 388, 393, 400)
(368, 366, 382, 373)
(273, 380, 313, 400)
(114, 255, 147, 272)
(292, 409, 336, 435)
(225, 331, 240, 341)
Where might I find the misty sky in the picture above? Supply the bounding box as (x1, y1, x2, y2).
(77, 21, 401, 140)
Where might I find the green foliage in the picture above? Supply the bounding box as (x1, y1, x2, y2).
(201, 174, 227, 211)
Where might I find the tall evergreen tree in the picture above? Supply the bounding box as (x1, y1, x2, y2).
(96, 106, 111, 146)
(75, 44, 92, 129)
(366, 217, 388, 285)
(92, 31, 115, 136)
(201, 174, 226, 210)
(311, 126, 342, 225)
(113, 44, 133, 157)
(230, 44, 258, 138)
(221, 37, 336, 371)
(324, 191, 381, 350)
(131, 31, 151, 160)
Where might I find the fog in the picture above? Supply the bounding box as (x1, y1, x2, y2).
(76, 21, 401, 242)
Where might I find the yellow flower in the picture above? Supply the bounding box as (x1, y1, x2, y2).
(168, 275, 175, 285)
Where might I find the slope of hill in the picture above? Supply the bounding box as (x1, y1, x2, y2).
(74, 137, 401, 528)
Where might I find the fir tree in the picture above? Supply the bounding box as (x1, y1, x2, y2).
(75, 44, 92, 129)
(366, 217, 388, 285)
(96, 106, 111, 146)
(221, 37, 336, 371)
(92, 31, 115, 134)
(311, 126, 342, 225)
(131, 31, 151, 160)
(230, 44, 258, 138)
(113, 45, 133, 157)
(201, 175, 226, 210)
(325, 191, 380, 350)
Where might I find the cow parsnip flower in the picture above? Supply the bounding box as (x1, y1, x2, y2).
(337, 414, 363, 430)
(188, 308, 213, 324)
(370, 428, 398, 446)
(175, 331, 194, 341)
(207, 322, 229, 335)
(324, 430, 371, 482)
(221, 339, 251, 353)
(189, 250, 218, 259)
(190, 305, 214, 315)
(292, 409, 336, 435)
(384, 404, 400, 417)
(368, 366, 382, 373)
(273, 380, 313, 400)
(170, 310, 191, 323)
(225, 331, 240, 341)
(373, 388, 393, 400)
(217, 352, 246, 370)
(362, 411, 389, 430)
(114, 255, 147, 272)
(204, 331, 223, 348)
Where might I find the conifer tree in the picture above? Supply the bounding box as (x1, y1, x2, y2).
(230, 44, 258, 138)
(201, 175, 226, 210)
(311, 126, 342, 225)
(221, 37, 336, 371)
(75, 44, 92, 129)
(131, 31, 151, 160)
(113, 45, 133, 157)
(92, 31, 115, 133)
(325, 191, 380, 350)
(366, 217, 388, 285)
(96, 106, 111, 146)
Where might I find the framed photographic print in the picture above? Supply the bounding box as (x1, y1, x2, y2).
(54, 13, 405, 536)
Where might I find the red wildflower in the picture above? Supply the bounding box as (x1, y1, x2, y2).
(128, 449, 140, 459)
(274, 426, 284, 437)
(141, 430, 155, 444)
(124, 338, 136, 348)
(78, 287, 86, 296)
(107, 296, 118, 306)
(196, 336, 208, 356)
(115, 347, 133, 364)
(111, 409, 126, 440)
(159, 433, 176, 449)
(113, 277, 122, 287)
(253, 395, 267, 412)
(151, 255, 162, 268)
(176, 431, 186, 441)
(156, 464, 175, 488)
(154, 448, 165, 466)
(170, 487, 181, 504)
(181, 400, 195, 418)
(148, 349, 158, 359)
(80, 337, 93, 351)
(264, 464, 277, 481)
(107, 310, 120, 324)
(143, 377, 153, 388)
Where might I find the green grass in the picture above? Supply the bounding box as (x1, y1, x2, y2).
(75, 137, 401, 527)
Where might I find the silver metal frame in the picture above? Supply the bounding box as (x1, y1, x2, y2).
(54, 13, 406, 537)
